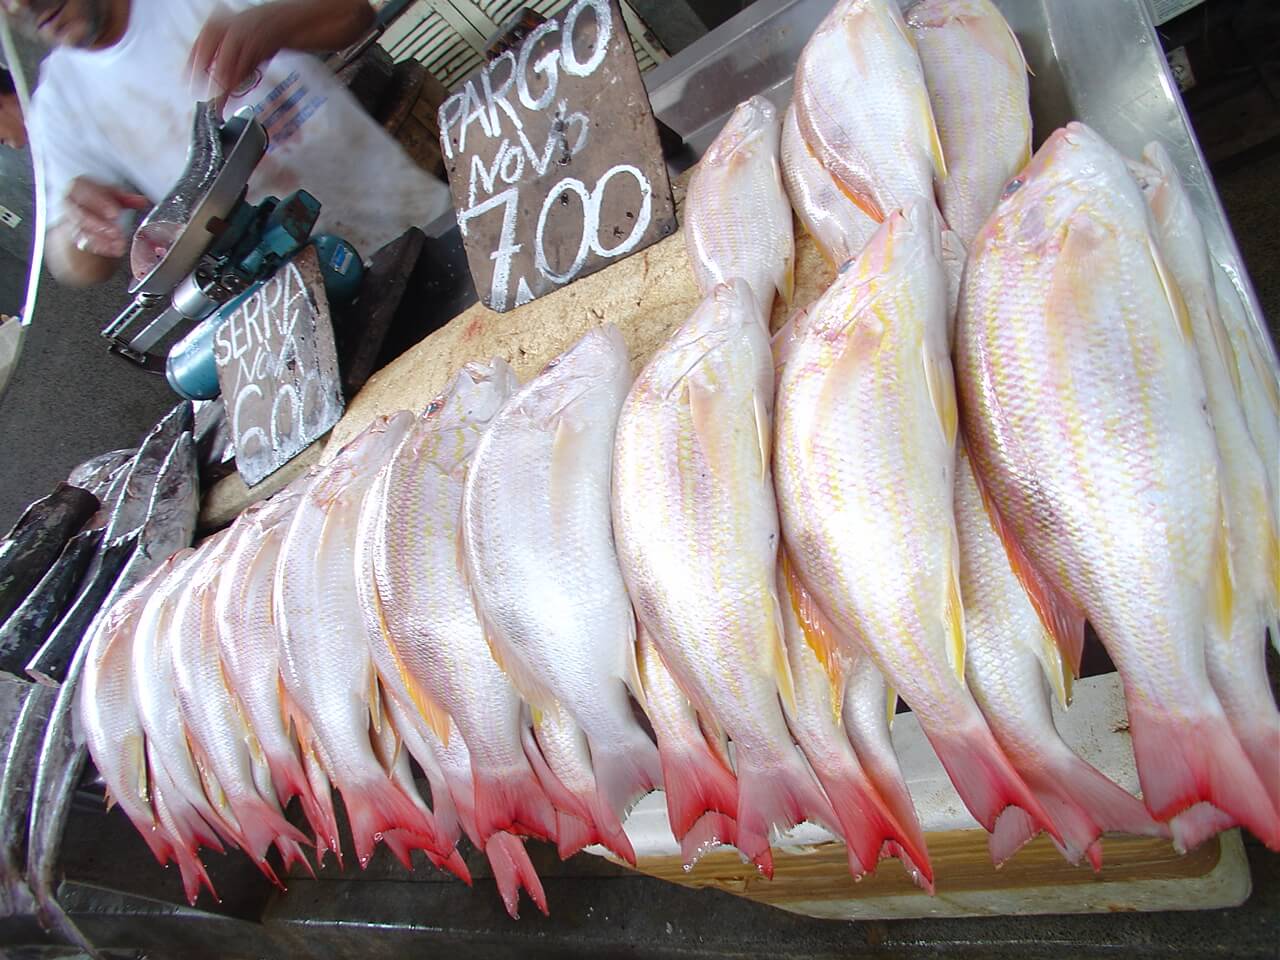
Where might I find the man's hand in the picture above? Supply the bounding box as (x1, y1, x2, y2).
(60, 176, 148, 258)
(45, 177, 147, 286)
(189, 1, 375, 101)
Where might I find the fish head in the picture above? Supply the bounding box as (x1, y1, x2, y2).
(904, 0, 1001, 28)
(979, 122, 1144, 255)
(314, 411, 416, 499)
(702, 96, 781, 170)
(518, 325, 632, 428)
(425, 358, 519, 430)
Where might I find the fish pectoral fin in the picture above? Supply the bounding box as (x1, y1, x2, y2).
(549, 415, 584, 531)
(1032, 623, 1073, 709)
(885, 683, 899, 730)
(832, 176, 886, 224)
(687, 377, 729, 478)
(769, 585, 800, 719)
(781, 552, 847, 722)
(368, 667, 383, 738)
(968, 450, 1086, 675)
(923, 344, 959, 449)
(816, 311, 885, 419)
(944, 550, 966, 684)
(752, 389, 772, 482)
(622, 614, 649, 715)
(480, 614, 558, 716)
(1208, 492, 1236, 645)
(921, 90, 948, 182)
(1145, 232, 1195, 346)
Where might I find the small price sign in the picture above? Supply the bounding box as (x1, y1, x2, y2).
(213, 246, 345, 487)
(438, 0, 677, 312)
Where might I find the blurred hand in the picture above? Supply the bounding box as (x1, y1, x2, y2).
(188, 5, 285, 101)
(61, 176, 148, 259)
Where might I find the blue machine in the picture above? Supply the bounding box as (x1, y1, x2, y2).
(102, 103, 363, 400)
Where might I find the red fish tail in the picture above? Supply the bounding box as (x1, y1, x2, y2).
(656, 738, 738, 840)
(342, 775, 444, 869)
(813, 763, 933, 888)
(472, 761, 558, 844)
(485, 831, 548, 919)
(732, 740, 838, 879)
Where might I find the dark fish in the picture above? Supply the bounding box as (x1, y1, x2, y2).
(0, 484, 100, 625)
(0, 682, 55, 916)
(104, 404, 194, 544)
(66, 450, 134, 497)
(24, 533, 138, 687)
(0, 529, 103, 681)
(194, 398, 236, 486)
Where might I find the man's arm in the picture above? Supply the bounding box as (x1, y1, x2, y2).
(189, 0, 375, 98)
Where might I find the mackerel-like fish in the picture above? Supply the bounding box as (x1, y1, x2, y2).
(954, 122, 1279, 848)
(0, 484, 100, 626)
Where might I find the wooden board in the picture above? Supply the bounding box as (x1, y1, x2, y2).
(213, 246, 344, 488)
(437, 0, 677, 311)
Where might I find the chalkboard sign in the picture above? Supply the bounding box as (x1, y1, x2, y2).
(438, 0, 677, 312)
(213, 246, 345, 487)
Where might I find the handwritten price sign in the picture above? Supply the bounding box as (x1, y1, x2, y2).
(213, 246, 345, 486)
(438, 0, 676, 311)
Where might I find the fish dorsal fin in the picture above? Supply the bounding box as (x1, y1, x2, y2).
(969, 450, 1086, 676)
(768, 584, 799, 718)
(698, 709, 734, 772)
(781, 552, 847, 723)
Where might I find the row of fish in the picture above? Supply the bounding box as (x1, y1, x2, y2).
(0, 404, 199, 952)
(71, 0, 1279, 921)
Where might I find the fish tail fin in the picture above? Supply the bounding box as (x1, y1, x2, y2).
(268, 751, 329, 847)
(381, 829, 417, 871)
(472, 761, 559, 844)
(274, 834, 315, 879)
(656, 736, 739, 840)
(553, 812, 596, 860)
(301, 746, 342, 868)
(485, 832, 548, 919)
(153, 777, 220, 905)
(229, 794, 310, 886)
(521, 723, 594, 829)
(925, 716, 1064, 851)
(589, 721, 663, 823)
(732, 740, 838, 879)
(812, 761, 934, 888)
(1234, 717, 1280, 812)
(169, 837, 218, 906)
(412, 838, 473, 884)
(1127, 699, 1280, 849)
(343, 774, 444, 869)
(1169, 802, 1238, 853)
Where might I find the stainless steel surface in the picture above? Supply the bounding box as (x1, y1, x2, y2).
(129, 108, 269, 298)
(641, 0, 1273, 362)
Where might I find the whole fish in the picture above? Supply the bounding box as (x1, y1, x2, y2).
(0, 528, 102, 679)
(684, 96, 794, 311)
(276, 412, 451, 869)
(170, 527, 310, 885)
(462, 327, 661, 865)
(1129, 142, 1280, 817)
(613, 280, 836, 874)
(66, 449, 134, 497)
(953, 121, 1279, 847)
(635, 622, 738, 850)
(213, 487, 336, 861)
(777, 555, 933, 885)
(954, 445, 1166, 866)
(75, 557, 210, 901)
(0, 483, 99, 625)
(779, 102, 878, 266)
(906, 0, 1031, 248)
(361, 362, 557, 850)
(773, 200, 1058, 853)
(792, 0, 946, 224)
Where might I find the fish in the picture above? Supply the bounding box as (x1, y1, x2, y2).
(779, 101, 878, 266)
(66, 449, 134, 497)
(613, 280, 835, 874)
(0, 683, 55, 915)
(953, 121, 1279, 847)
(684, 96, 794, 311)
(1129, 141, 1280, 825)
(360, 362, 557, 851)
(462, 327, 661, 865)
(634, 622, 739, 853)
(0, 528, 102, 680)
(905, 0, 1032, 249)
(27, 406, 195, 686)
(75, 557, 212, 902)
(0, 483, 100, 625)
(792, 0, 946, 225)
(169, 526, 311, 886)
(777, 555, 934, 885)
(954, 444, 1167, 866)
(213, 486, 335, 863)
(773, 200, 1058, 853)
(275, 412, 452, 869)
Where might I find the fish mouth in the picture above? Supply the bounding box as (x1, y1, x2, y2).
(35, 1, 67, 32)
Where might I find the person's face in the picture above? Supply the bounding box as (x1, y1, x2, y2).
(3, 0, 127, 50)
(0, 94, 26, 149)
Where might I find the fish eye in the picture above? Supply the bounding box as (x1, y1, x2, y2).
(1002, 176, 1025, 198)
(425, 398, 444, 416)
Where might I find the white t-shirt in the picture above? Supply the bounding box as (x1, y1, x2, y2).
(28, 0, 453, 258)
